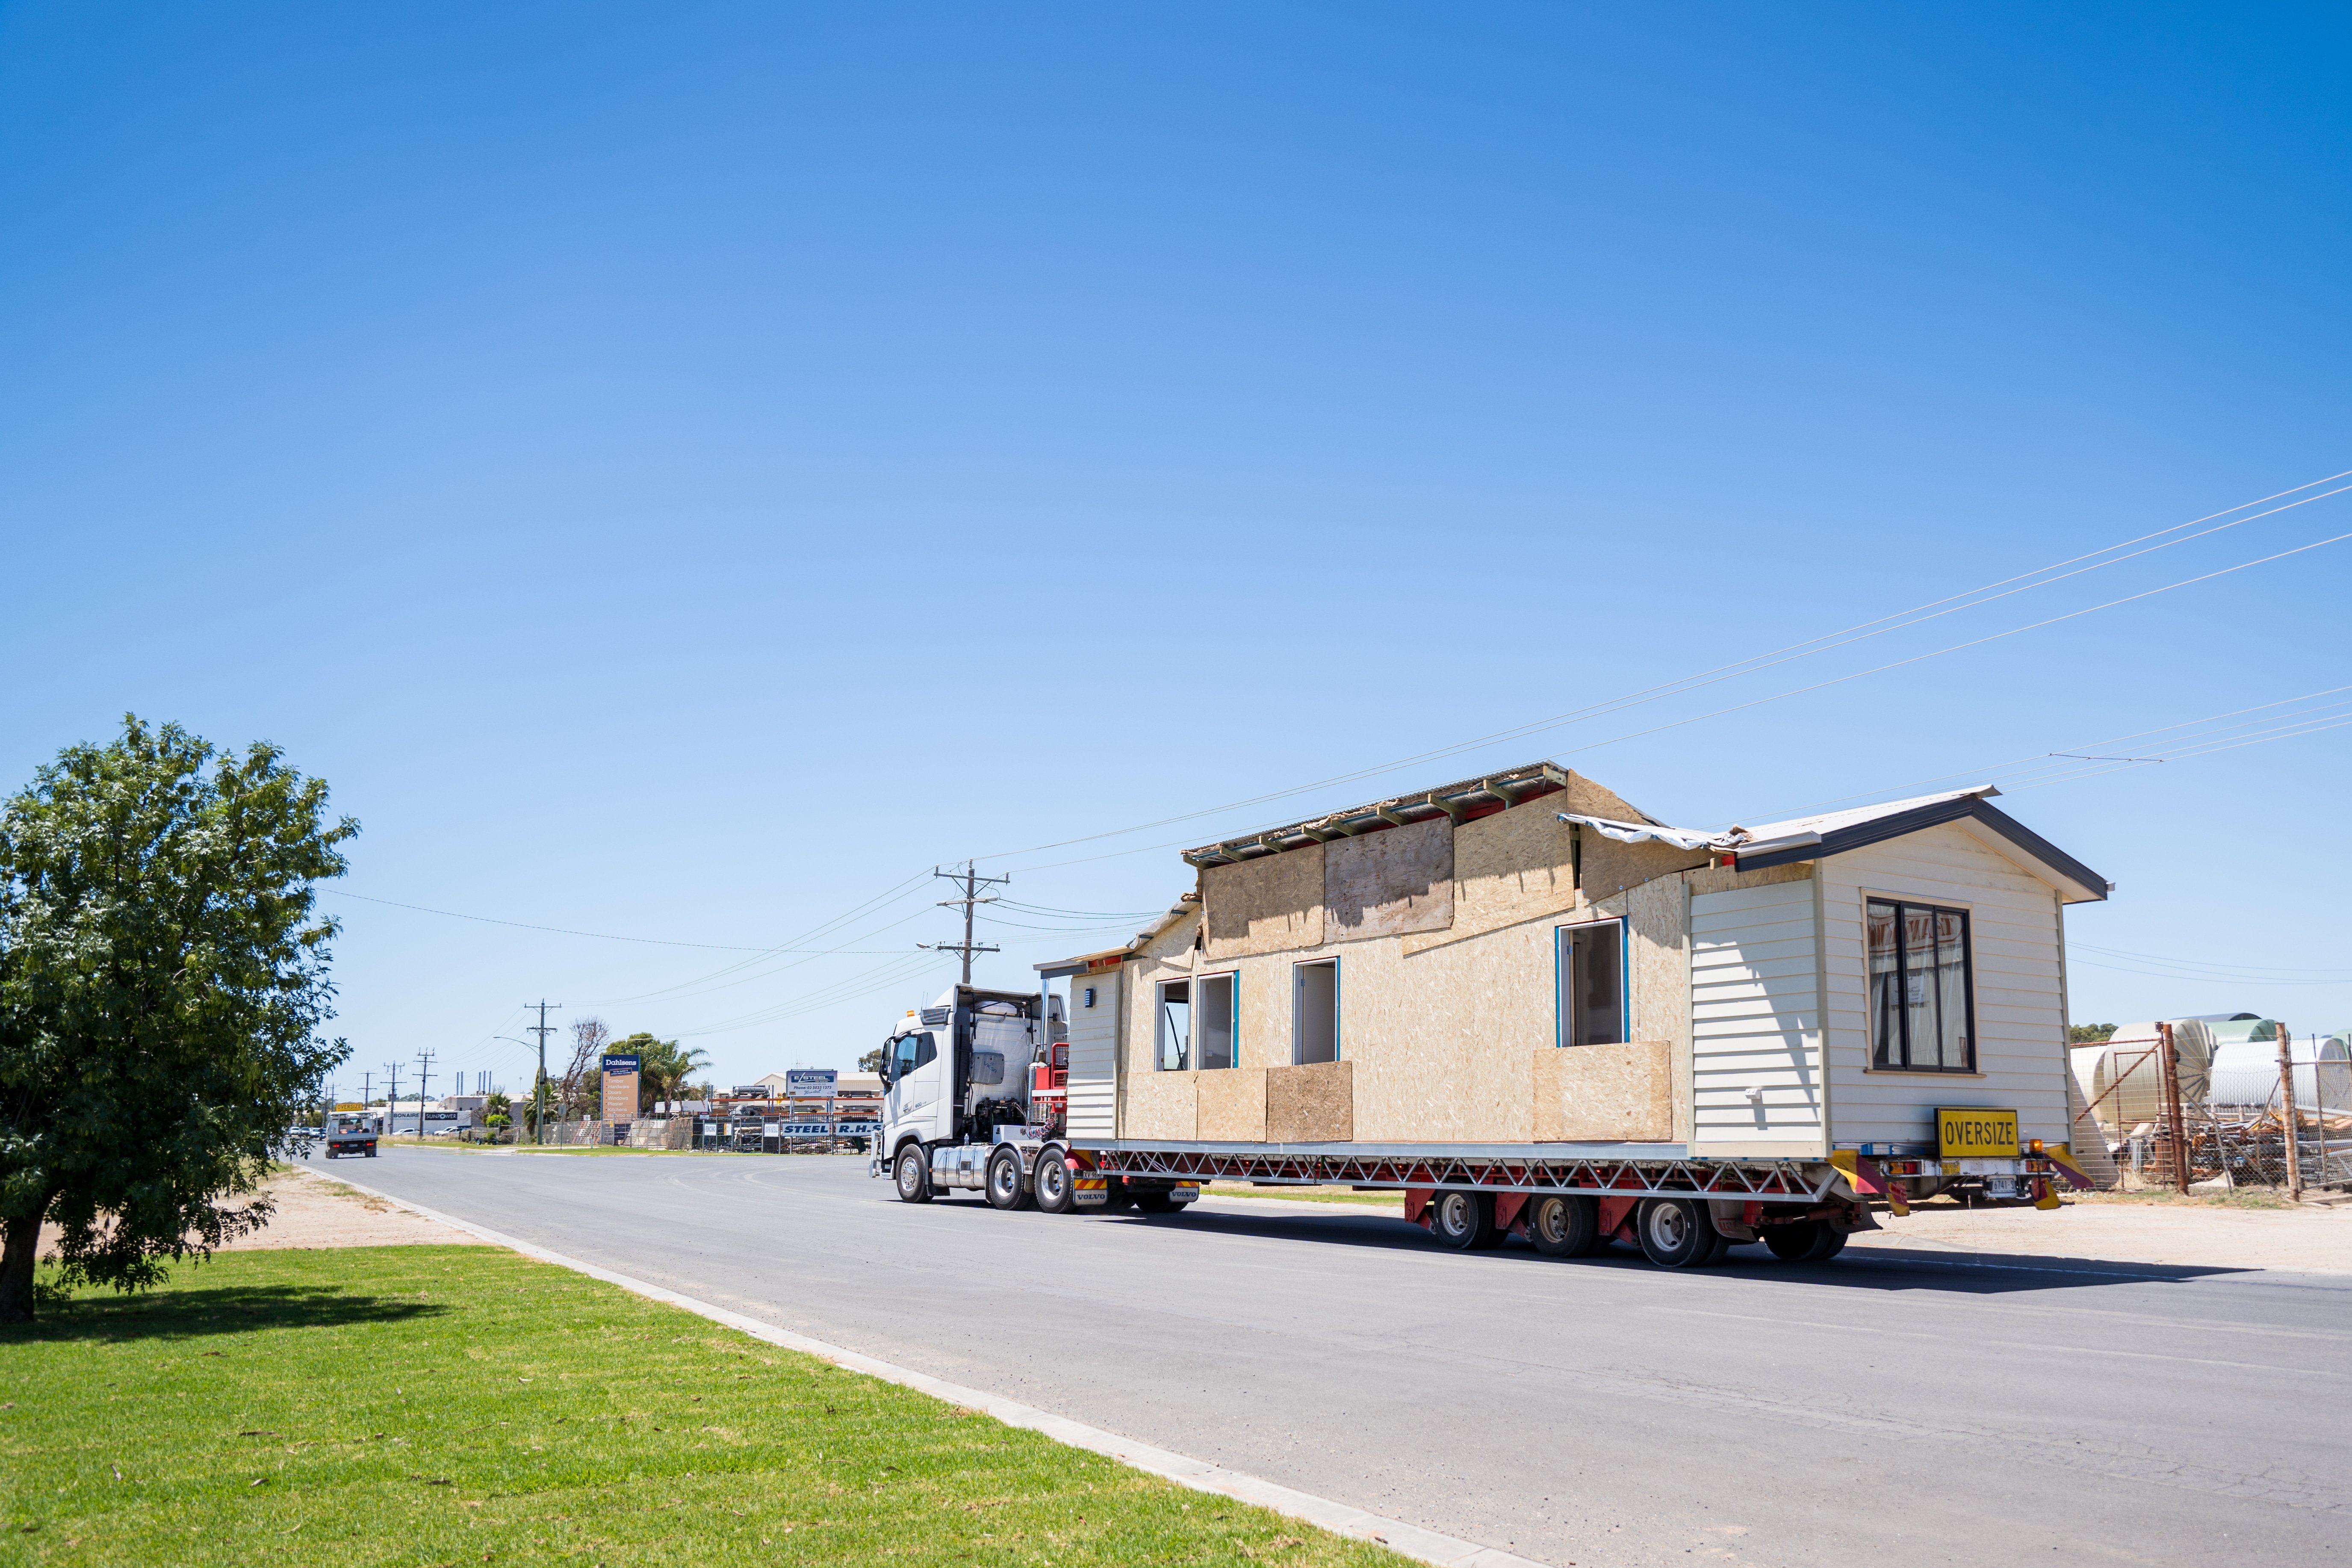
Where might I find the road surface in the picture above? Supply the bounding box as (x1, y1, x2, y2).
(306, 1146, 2352, 1566)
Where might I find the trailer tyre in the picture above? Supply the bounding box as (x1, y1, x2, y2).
(1528, 1194, 1600, 1258)
(1034, 1150, 1077, 1214)
(893, 1143, 933, 1205)
(1635, 1198, 1714, 1268)
(1763, 1220, 1821, 1261)
(985, 1148, 1030, 1211)
(1431, 1190, 1496, 1250)
(1129, 1189, 1180, 1214)
(1805, 1225, 1849, 1262)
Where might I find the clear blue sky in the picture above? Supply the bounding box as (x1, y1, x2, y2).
(5, 3, 2349, 1093)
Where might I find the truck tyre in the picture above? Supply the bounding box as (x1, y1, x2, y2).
(366, 1148, 377, 1158)
(1430, 1190, 1495, 1250)
(1805, 1225, 1849, 1262)
(1528, 1194, 1599, 1258)
(1034, 1150, 1077, 1214)
(1635, 1198, 1714, 1268)
(985, 1148, 1030, 1211)
(893, 1143, 933, 1204)
(1129, 1189, 1180, 1214)
(1763, 1220, 1821, 1261)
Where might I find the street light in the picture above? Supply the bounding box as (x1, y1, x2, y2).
(493, 1037, 540, 1141)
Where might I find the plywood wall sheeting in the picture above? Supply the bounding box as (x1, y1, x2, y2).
(1324, 816, 1454, 941)
(1690, 878, 1824, 1148)
(1341, 919, 1550, 1142)
(1066, 964, 1121, 1139)
(1196, 1067, 1269, 1140)
(1203, 846, 1325, 960)
(1819, 823, 2070, 1146)
(1533, 1042, 1672, 1140)
(1266, 1060, 1353, 1141)
(1121, 1070, 1197, 1140)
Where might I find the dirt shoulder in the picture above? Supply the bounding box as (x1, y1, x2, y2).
(1848, 1196, 2352, 1274)
(36, 1164, 485, 1257)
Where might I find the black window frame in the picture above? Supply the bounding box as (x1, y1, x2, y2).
(1867, 898, 1976, 1073)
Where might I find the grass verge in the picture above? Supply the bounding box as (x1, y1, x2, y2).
(2, 1248, 1407, 1566)
(1201, 1184, 1403, 1208)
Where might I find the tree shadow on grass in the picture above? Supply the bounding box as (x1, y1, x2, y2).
(5, 1282, 451, 1344)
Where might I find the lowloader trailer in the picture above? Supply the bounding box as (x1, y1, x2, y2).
(867, 987, 2090, 1269)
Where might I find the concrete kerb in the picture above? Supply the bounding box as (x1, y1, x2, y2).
(314, 1167, 1550, 1568)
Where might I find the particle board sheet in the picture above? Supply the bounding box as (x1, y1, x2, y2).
(1690, 878, 1824, 1145)
(1203, 845, 1325, 960)
(1337, 924, 1546, 1142)
(1324, 816, 1453, 941)
(1405, 796, 1576, 956)
(1120, 1070, 1198, 1141)
(1195, 1066, 1269, 1140)
(1266, 1059, 1352, 1142)
(1533, 1042, 1672, 1141)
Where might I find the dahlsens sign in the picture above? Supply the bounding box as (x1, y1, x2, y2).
(601, 1053, 642, 1123)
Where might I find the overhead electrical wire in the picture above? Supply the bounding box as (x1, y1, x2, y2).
(977, 469, 2352, 868)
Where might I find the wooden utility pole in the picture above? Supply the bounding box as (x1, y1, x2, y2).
(2277, 1020, 2303, 1202)
(924, 862, 1006, 983)
(2160, 1022, 2190, 1194)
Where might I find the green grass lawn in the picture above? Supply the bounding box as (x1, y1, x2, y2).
(1, 1247, 1408, 1567)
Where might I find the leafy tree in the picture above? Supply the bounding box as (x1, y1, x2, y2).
(606, 1033, 710, 1112)
(2068, 1023, 2119, 1044)
(857, 1046, 888, 1075)
(0, 718, 356, 1322)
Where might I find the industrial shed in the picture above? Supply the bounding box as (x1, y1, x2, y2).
(1042, 762, 2110, 1160)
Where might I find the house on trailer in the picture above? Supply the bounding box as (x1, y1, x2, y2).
(1040, 762, 2111, 1169)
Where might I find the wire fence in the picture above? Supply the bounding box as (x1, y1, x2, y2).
(2075, 1028, 2351, 1193)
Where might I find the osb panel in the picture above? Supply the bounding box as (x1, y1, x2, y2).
(1346, 924, 1547, 1143)
(1266, 1060, 1352, 1142)
(1324, 817, 1453, 942)
(1120, 1071, 1197, 1141)
(1406, 796, 1576, 957)
(1203, 846, 1325, 961)
(1196, 1067, 1268, 1140)
(1625, 875, 1694, 1143)
(1533, 1042, 1673, 1141)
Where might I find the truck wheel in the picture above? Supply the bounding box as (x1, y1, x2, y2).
(1528, 1194, 1599, 1258)
(1636, 1198, 1714, 1268)
(893, 1144, 933, 1204)
(985, 1148, 1030, 1211)
(1430, 1191, 1495, 1250)
(1763, 1221, 1821, 1261)
(1129, 1189, 1179, 1214)
(366, 1148, 378, 1158)
(1034, 1151, 1077, 1214)
(1805, 1225, 1849, 1262)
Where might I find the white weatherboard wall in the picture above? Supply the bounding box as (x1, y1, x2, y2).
(1820, 822, 2069, 1147)
(1690, 878, 1824, 1148)
(1065, 968, 1119, 1139)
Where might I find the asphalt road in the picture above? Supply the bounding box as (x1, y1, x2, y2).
(305, 1146, 2352, 1566)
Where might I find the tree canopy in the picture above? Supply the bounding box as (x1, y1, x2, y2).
(0, 718, 356, 1321)
(609, 1033, 710, 1111)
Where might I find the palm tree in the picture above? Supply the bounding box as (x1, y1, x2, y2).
(609, 1033, 711, 1112)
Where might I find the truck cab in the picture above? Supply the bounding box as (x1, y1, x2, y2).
(324, 1113, 377, 1159)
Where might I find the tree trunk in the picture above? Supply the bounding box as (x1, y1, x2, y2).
(0, 1209, 45, 1323)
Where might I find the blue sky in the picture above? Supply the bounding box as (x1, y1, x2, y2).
(4, 3, 2349, 1093)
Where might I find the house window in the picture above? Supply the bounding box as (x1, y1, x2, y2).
(1868, 899, 1974, 1072)
(1555, 919, 1625, 1047)
(1294, 959, 1340, 1064)
(1156, 974, 1239, 1071)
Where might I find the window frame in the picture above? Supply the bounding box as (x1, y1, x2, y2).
(1292, 957, 1342, 1065)
(1865, 895, 1977, 1074)
(1552, 916, 1629, 1048)
(1154, 971, 1241, 1072)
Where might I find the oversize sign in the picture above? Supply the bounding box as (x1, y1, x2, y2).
(785, 1069, 838, 1098)
(1936, 1107, 2019, 1160)
(601, 1053, 642, 1123)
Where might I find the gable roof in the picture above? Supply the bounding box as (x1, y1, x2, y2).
(1562, 785, 2111, 903)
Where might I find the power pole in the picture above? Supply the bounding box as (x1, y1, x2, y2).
(922, 861, 1006, 984)
(415, 1050, 435, 1143)
(384, 1062, 400, 1140)
(525, 1001, 562, 1146)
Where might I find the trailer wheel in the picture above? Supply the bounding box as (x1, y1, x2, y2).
(1635, 1198, 1714, 1268)
(985, 1148, 1030, 1211)
(1805, 1225, 1849, 1262)
(893, 1143, 933, 1204)
(1034, 1151, 1077, 1214)
(1763, 1221, 1820, 1260)
(1528, 1194, 1600, 1258)
(1430, 1191, 1495, 1250)
(1129, 1189, 1180, 1214)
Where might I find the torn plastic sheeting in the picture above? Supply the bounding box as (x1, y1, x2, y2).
(1556, 813, 1825, 856)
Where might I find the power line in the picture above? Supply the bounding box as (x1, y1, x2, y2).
(978, 469, 2352, 867)
(920, 862, 1006, 985)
